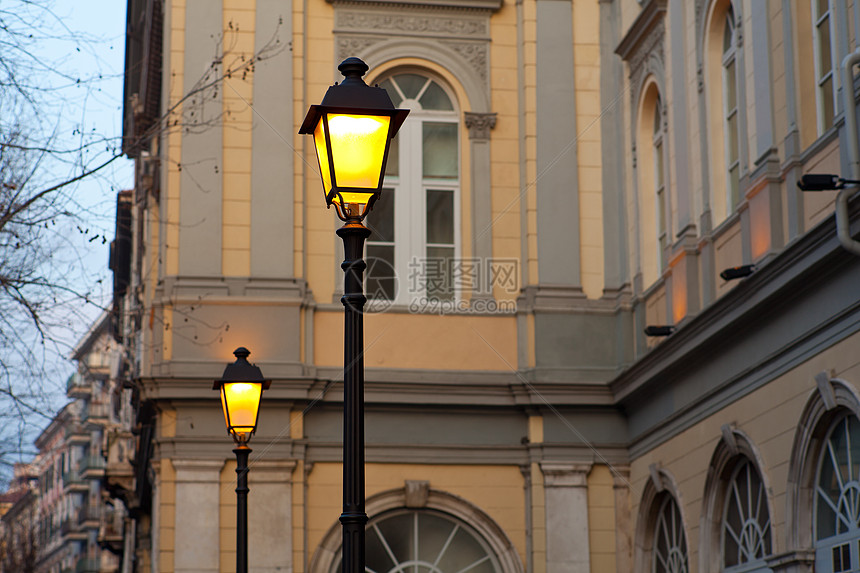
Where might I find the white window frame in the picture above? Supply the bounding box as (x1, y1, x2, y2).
(652, 495, 689, 573)
(722, 5, 741, 212)
(720, 459, 773, 573)
(815, 415, 860, 573)
(652, 97, 667, 273)
(812, 0, 839, 135)
(367, 73, 461, 306)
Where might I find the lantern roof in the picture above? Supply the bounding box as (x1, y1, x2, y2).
(213, 347, 270, 389)
(299, 58, 409, 136)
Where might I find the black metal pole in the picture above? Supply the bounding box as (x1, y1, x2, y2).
(337, 217, 371, 573)
(234, 444, 251, 573)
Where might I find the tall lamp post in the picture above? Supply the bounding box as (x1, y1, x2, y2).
(299, 57, 408, 573)
(213, 347, 270, 573)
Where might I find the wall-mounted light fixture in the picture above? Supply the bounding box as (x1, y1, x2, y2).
(720, 264, 756, 281)
(644, 325, 675, 337)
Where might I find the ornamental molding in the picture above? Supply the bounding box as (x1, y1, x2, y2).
(336, 36, 387, 62)
(335, 9, 489, 39)
(330, 0, 502, 12)
(448, 41, 488, 83)
(336, 35, 489, 90)
(464, 111, 497, 140)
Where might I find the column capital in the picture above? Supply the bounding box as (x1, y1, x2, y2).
(172, 459, 226, 482)
(540, 462, 592, 487)
(464, 112, 497, 140)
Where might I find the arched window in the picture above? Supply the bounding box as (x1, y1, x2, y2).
(722, 459, 772, 572)
(722, 4, 741, 212)
(653, 95, 667, 272)
(814, 414, 860, 572)
(812, 0, 838, 134)
(653, 495, 689, 573)
(328, 509, 501, 573)
(365, 71, 460, 305)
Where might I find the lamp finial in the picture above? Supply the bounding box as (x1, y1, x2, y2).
(338, 57, 369, 83)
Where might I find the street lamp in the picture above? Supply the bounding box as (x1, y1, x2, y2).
(299, 57, 408, 573)
(213, 347, 270, 573)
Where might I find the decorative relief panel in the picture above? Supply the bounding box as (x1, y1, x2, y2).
(333, 3, 492, 93)
(335, 9, 489, 38)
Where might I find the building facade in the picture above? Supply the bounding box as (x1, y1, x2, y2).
(116, 0, 860, 572)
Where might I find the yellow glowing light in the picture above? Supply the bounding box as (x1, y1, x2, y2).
(314, 120, 333, 195)
(221, 382, 263, 438)
(326, 113, 390, 203)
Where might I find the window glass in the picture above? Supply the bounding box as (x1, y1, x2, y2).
(653, 495, 689, 573)
(423, 122, 458, 179)
(330, 509, 500, 573)
(379, 78, 402, 107)
(818, 18, 833, 78)
(394, 73, 427, 100)
(420, 81, 454, 111)
(817, 416, 860, 540)
(722, 459, 772, 569)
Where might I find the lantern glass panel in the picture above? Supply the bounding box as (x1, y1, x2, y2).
(327, 113, 391, 201)
(313, 120, 333, 196)
(221, 382, 263, 436)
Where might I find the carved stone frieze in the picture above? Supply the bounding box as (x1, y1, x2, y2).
(447, 41, 488, 83)
(464, 112, 497, 140)
(335, 9, 488, 38)
(336, 36, 386, 62)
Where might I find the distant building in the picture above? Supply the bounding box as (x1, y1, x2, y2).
(115, 1, 860, 573)
(0, 313, 126, 573)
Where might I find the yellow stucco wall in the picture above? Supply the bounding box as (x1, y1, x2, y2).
(313, 311, 517, 371)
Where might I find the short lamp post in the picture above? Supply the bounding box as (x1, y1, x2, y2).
(213, 347, 270, 573)
(299, 57, 408, 573)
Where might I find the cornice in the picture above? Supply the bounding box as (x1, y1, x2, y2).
(615, 0, 667, 61)
(329, 0, 502, 12)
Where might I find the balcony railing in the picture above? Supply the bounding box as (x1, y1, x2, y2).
(77, 504, 101, 525)
(78, 455, 106, 473)
(75, 557, 100, 573)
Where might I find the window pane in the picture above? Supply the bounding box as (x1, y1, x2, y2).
(427, 189, 454, 245)
(393, 73, 427, 100)
(819, 17, 833, 78)
(417, 513, 457, 564)
(367, 188, 395, 242)
(374, 513, 412, 564)
(822, 75, 835, 127)
(366, 245, 395, 301)
(723, 10, 734, 53)
(725, 60, 737, 111)
(419, 81, 454, 111)
(426, 246, 454, 300)
(817, 0, 830, 18)
(727, 113, 739, 163)
(653, 99, 662, 135)
(423, 122, 458, 178)
(385, 133, 399, 177)
(380, 78, 402, 107)
(657, 188, 666, 235)
(729, 164, 740, 208)
(655, 141, 664, 188)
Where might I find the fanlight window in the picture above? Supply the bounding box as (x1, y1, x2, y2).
(653, 495, 689, 573)
(815, 415, 860, 573)
(330, 509, 500, 573)
(722, 459, 772, 572)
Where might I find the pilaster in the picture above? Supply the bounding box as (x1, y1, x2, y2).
(541, 462, 592, 573)
(173, 459, 225, 572)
